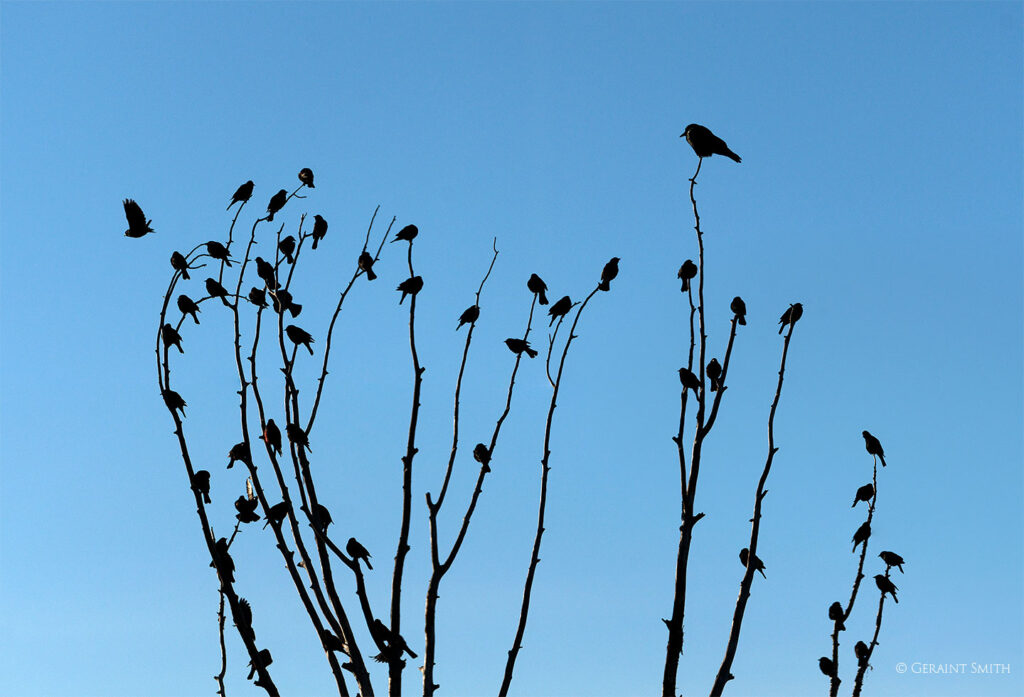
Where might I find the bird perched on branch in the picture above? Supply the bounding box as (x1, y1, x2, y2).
(286, 324, 314, 355)
(828, 601, 846, 631)
(392, 224, 418, 243)
(271, 288, 302, 317)
(347, 537, 373, 570)
(311, 214, 328, 249)
(278, 235, 296, 264)
(210, 537, 234, 584)
(706, 358, 723, 392)
(248, 287, 268, 308)
(311, 503, 332, 534)
(852, 521, 871, 553)
(879, 550, 905, 573)
(854, 641, 870, 667)
(254, 257, 278, 291)
(162, 389, 187, 417)
(266, 189, 287, 222)
(731, 296, 747, 325)
(286, 422, 310, 451)
(235, 495, 260, 523)
(260, 419, 282, 456)
(358, 251, 377, 280)
(123, 199, 154, 237)
(370, 619, 418, 662)
(778, 303, 803, 334)
(457, 304, 479, 330)
(228, 442, 251, 469)
(862, 431, 887, 467)
(396, 276, 423, 304)
(192, 470, 212, 504)
(678, 260, 697, 292)
(205, 278, 231, 306)
(874, 574, 898, 603)
(505, 338, 537, 358)
(599, 257, 620, 291)
(678, 367, 700, 393)
(473, 443, 491, 472)
(739, 548, 766, 578)
(818, 656, 837, 679)
(548, 295, 572, 325)
(264, 501, 289, 529)
(206, 241, 233, 267)
(235, 597, 255, 640)
(161, 324, 184, 353)
(298, 168, 315, 188)
(247, 648, 272, 680)
(228, 180, 254, 210)
(170, 251, 190, 279)
(681, 124, 742, 163)
(527, 274, 549, 305)
(852, 483, 874, 508)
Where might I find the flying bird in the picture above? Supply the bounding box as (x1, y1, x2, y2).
(123, 199, 154, 237)
(879, 551, 905, 573)
(192, 470, 212, 504)
(278, 235, 296, 264)
(346, 538, 373, 570)
(170, 251, 190, 280)
(161, 324, 184, 353)
(206, 241, 233, 267)
(396, 276, 424, 304)
(731, 296, 747, 325)
(457, 304, 479, 330)
(599, 257, 620, 291)
(392, 224, 418, 243)
(311, 214, 328, 249)
(286, 324, 314, 355)
(852, 483, 874, 508)
(260, 419, 282, 456)
(739, 548, 766, 578)
(828, 601, 846, 631)
(358, 251, 377, 280)
(162, 389, 187, 417)
(548, 295, 572, 325)
(852, 521, 871, 553)
(266, 189, 287, 222)
(527, 274, 549, 305)
(228, 180, 254, 210)
(177, 294, 201, 324)
(778, 303, 803, 334)
(874, 574, 898, 603)
(677, 260, 697, 292)
(505, 338, 537, 358)
(298, 168, 315, 188)
(678, 367, 700, 393)
(681, 124, 742, 163)
(862, 431, 887, 467)
(706, 358, 723, 392)
(205, 278, 230, 306)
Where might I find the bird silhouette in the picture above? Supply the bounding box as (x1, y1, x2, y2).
(205, 278, 231, 306)
(828, 601, 846, 631)
(677, 260, 697, 292)
(286, 422, 310, 451)
(123, 199, 154, 237)
(260, 419, 282, 456)
(879, 551, 905, 573)
(739, 548, 766, 578)
(392, 224, 418, 243)
(778, 303, 803, 334)
(235, 495, 261, 523)
(278, 235, 296, 264)
(599, 257, 620, 291)
(874, 574, 898, 603)
(370, 619, 417, 661)
(548, 296, 572, 325)
(228, 180, 254, 210)
(678, 367, 700, 393)
(681, 124, 741, 163)
(266, 189, 287, 222)
(264, 501, 289, 529)
(473, 443, 491, 472)
(173, 293, 197, 322)
(358, 251, 377, 280)
(527, 274, 549, 305)
(272, 288, 302, 317)
(254, 257, 278, 291)
(210, 537, 234, 584)
(170, 251, 190, 279)
(311, 503, 332, 534)
(852, 521, 871, 553)
(228, 442, 252, 469)
(248, 287, 268, 308)
(457, 305, 479, 330)
(311, 214, 328, 250)
(161, 324, 184, 353)
(731, 296, 747, 325)
(862, 431, 887, 467)
(854, 641, 870, 667)
(706, 358, 723, 392)
(235, 597, 255, 640)
(247, 649, 272, 680)
(162, 389, 187, 417)
(397, 276, 424, 304)
(505, 338, 537, 358)
(286, 324, 314, 355)
(852, 483, 874, 508)
(298, 168, 315, 188)
(192, 470, 212, 504)
(346, 537, 373, 570)
(818, 656, 837, 679)
(206, 241, 233, 267)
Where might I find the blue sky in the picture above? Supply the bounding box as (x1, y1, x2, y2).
(1, 2, 1021, 696)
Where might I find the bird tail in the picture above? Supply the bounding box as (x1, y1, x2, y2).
(598, 280, 610, 291)
(737, 316, 746, 326)
(227, 201, 235, 211)
(880, 454, 887, 467)
(289, 303, 302, 318)
(725, 149, 742, 163)
(526, 346, 538, 358)
(758, 568, 766, 579)
(778, 324, 785, 335)
(367, 269, 377, 281)
(312, 238, 319, 250)
(364, 559, 373, 570)
(267, 213, 274, 222)
(681, 280, 689, 292)
(182, 269, 190, 280)
(539, 291, 548, 305)
(399, 293, 407, 305)
(306, 344, 314, 356)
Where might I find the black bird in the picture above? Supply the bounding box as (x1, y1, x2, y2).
(248, 287, 268, 308)
(206, 241, 233, 267)
(298, 168, 315, 188)
(854, 641, 870, 666)
(235, 495, 260, 523)
(286, 422, 310, 451)
(278, 235, 296, 264)
(260, 419, 282, 456)
(731, 296, 747, 325)
(852, 483, 874, 508)
(161, 323, 184, 353)
(599, 257, 620, 291)
(527, 274, 549, 305)
(264, 501, 290, 528)
(548, 295, 572, 325)
(778, 303, 803, 334)
(210, 537, 234, 584)
(397, 276, 424, 304)
(677, 260, 697, 292)
(311, 503, 332, 534)
(818, 656, 837, 679)
(205, 278, 230, 306)
(879, 551, 905, 573)
(311, 214, 328, 250)
(852, 521, 871, 553)
(170, 251, 190, 280)
(874, 574, 898, 603)
(457, 305, 479, 330)
(266, 189, 287, 221)
(286, 324, 314, 355)
(192, 469, 212, 504)
(228, 442, 251, 469)
(829, 601, 846, 631)
(473, 443, 491, 472)
(706, 358, 723, 392)
(862, 431, 887, 467)
(162, 389, 187, 417)
(739, 548, 766, 578)
(235, 597, 254, 640)
(346, 537, 373, 570)
(681, 124, 742, 163)
(505, 338, 537, 358)
(254, 257, 278, 291)
(247, 648, 272, 680)
(370, 619, 417, 661)
(228, 180, 254, 210)
(678, 367, 700, 393)
(391, 224, 418, 243)
(358, 251, 377, 280)
(323, 632, 346, 653)
(270, 288, 301, 318)
(123, 199, 154, 237)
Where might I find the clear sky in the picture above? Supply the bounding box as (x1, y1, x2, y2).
(1, 2, 1021, 696)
